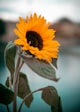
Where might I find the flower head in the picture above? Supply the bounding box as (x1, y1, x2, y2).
(14, 13, 60, 62)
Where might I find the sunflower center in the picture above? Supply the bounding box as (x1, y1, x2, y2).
(26, 31, 43, 50)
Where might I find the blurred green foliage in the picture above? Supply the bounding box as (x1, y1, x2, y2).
(0, 19, 6, 36)
(0, 40, 7, 68)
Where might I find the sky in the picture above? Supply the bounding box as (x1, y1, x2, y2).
(0, 0, 80, 22)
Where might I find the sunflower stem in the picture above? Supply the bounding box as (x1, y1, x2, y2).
(13, 56, 20, 112)
(13, 54, 24, 112)
(9, 75, 12, 90)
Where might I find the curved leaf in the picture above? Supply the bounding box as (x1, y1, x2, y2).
(51, 97, 63, 112)
(5, 76, 13, 87)
(42, 86, 59, 111)
(0, 83, 14, 105)
(52, 58, 57, 68)
(20, 55, 59, 81)
(0, 40, 7, 68)
(18, 72, 33, 107)
(4, 41, 17, 75)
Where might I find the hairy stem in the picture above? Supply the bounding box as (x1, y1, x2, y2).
(9, 75, 12, 90)
(13, 55, 24, 112)
(13, 56, 20, 112)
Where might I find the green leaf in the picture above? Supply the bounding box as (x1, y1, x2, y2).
(51, 97, 63, 112)
(5, 72, 33, 107)
(52, 58, 57, 68)
(4, 41, 17, 75)
(18, 72, 33, 107)
(0, 83, 14, 105)
(0, 19, 6, 36)
(58, 97, 63, 112)
(5, 76, 13, 87)
(42, 86, 59, 111)
(0, 40, 7, 67)
(0, 40, 7, 53)
(20, 55, 59, 81)
(5, 77, 9, 87)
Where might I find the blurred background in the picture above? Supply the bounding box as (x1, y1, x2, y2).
(0, 0, 80, 112)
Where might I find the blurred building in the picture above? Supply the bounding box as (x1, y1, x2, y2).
(0, 19, 16, 42)
(50, 18, 80, 46)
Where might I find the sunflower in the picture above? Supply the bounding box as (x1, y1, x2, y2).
(14, 13, 60, 62)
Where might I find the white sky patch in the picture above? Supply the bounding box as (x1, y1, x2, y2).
(0, 0, 80, 22)
(31, 2, 75, 22)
